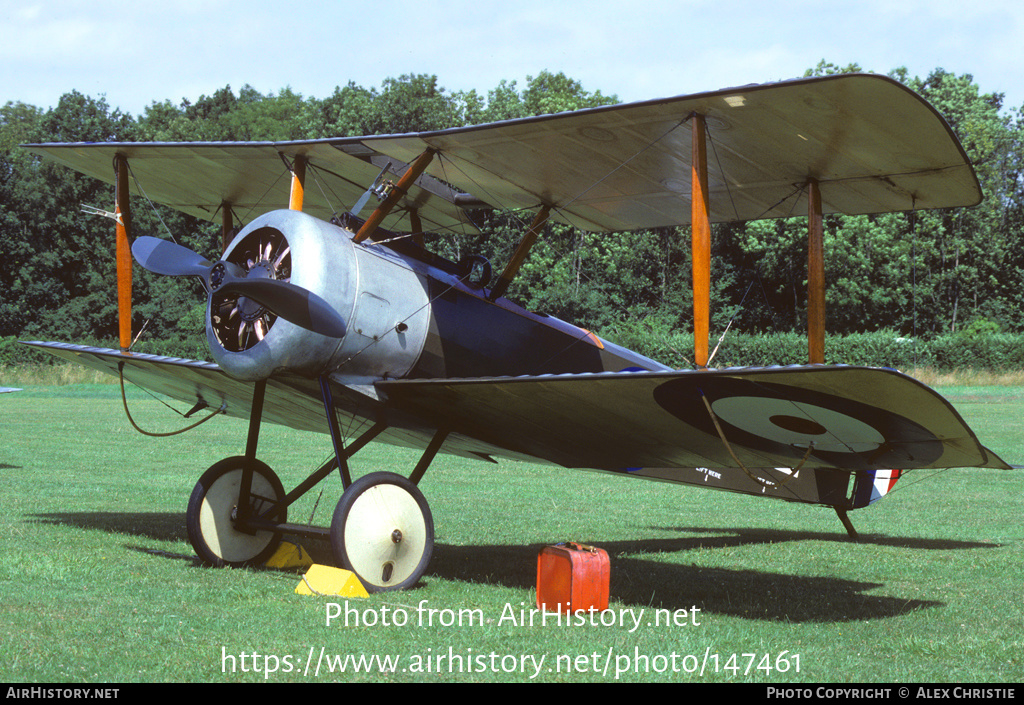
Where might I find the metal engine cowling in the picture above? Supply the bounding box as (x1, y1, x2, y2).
(206, 209, 430, 382)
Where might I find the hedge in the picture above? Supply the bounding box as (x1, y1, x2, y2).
(4, 330, 1024, 372)
(677, 331, 1024, 371)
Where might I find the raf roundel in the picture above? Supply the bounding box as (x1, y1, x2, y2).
(708, 396, 886, 453)
(652, 376, 944, 470)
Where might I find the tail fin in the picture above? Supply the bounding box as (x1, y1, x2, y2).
(850, 469, 902, 509)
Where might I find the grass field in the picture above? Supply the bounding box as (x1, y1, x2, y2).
(2, 374, 1022, 683)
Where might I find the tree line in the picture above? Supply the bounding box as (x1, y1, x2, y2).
(1, 64, 1023, 365)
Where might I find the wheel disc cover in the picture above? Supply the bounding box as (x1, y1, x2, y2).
(343, 483, 427, 587)
(199, 469, 278, 564)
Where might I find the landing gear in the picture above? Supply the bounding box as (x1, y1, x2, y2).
(186, 456, 287, 567)
(330, 472, 434, 592)
(183, 376, 440, 593)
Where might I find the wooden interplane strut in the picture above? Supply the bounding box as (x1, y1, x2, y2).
(489, 205, 552, 301)
(807, 178, 825, 364)
(114, 154, 133, 354)
(691, 114, 711, 368)
(221, 203, 233, 254)
(289, 155, 307, 212)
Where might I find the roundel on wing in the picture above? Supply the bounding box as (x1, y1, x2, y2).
(652, 376, 943, 468)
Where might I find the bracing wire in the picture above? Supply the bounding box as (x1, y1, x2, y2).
(706, 125, 741, 222)
(555, 117, 690, 218)
(331, 264, 481, 375)
(123, 159, 179, 245)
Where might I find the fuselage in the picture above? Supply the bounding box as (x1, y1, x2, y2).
(207, 209, 669, 384)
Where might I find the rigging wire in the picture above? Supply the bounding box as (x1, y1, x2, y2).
(554, 117, 690, 218)
(306, 160, 345, 216)
(706, 124, 740, 222)
(239, 165, 289, 225)
(872, 466, 950, 501)
(699, 390, 813, 489)
(123, 159, 179, 245)
(422, 151, 537, 267)
(330, 263, 481, 375)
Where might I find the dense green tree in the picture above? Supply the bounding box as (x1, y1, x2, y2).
(521, 70, 618, 115)
(309, 81, 375, 137)
(899, 68, 1020, 333)
(480, 79, 528, 122)
(3, 94, 134, 340)
(362, 74, 461, 135)
(0, 101, 45, 334)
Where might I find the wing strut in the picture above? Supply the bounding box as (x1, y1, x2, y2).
(220, 202, 234, 254)
(114, 154, 133, 354)
(289, 154, 307, 211)
(488, 205, 552, 301)
(354, 149, 436, 243)
(691, 115, 711, 368)
(807, 178, 825, 364)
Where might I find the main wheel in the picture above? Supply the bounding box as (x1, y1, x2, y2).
(186, 456, 286, 567)
(330, 472, 434, 592)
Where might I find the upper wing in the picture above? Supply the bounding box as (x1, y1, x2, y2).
(23, 141, 479, 235)
(379, 365, 1010, 472)
(362, 73, 980, 231)
(25, 74, 978, 233)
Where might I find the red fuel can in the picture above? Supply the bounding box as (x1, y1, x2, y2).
(536, 542, 610, 613)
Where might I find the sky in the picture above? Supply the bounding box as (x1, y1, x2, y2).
(3, 0, 1022, 121)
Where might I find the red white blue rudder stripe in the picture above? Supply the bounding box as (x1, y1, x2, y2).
(851, 469, 902, 509)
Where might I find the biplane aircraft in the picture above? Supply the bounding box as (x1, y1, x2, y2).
(23, 73, 1011, 592)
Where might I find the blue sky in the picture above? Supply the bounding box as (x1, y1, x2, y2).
(3, 0, 1022, 120)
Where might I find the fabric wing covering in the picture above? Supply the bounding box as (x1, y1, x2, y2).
(26, 74, 980, 233)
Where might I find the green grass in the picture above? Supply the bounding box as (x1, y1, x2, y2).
(2, 381, 1022, 683)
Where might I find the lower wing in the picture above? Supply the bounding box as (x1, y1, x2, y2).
(379, 366, 1011, 472)
(25, 341, 1010, 476)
